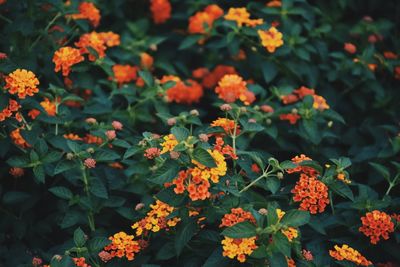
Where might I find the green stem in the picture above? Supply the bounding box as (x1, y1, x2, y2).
(385, 174, 399, 196)
(30, 12, 61, 51)
(239, 165, 271, 193)
(0, 14, 12, 24)
(81, 164, 96, 232)
(329, 191, 335, 214)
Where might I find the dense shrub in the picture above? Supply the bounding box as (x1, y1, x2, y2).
(0, 0, 399, 266)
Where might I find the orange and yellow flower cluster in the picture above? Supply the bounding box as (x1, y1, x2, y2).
(150, 0, 171, 24)
(258, 26, 284, 53)
(188, 4, 223, 34)
(291, 173, 329, 214)
(224, 7, 263, 28)
(329, 244, 372, 266)
(160, 134, 179, 154)
(220, 208, 258, 263)
(211, 118, 240, 136)
(70, 2, 101, 27)
(160, 75, 204, 104)
(215, 74, 255, 105)
(193, 65, 237, 89)
(102, 232, 141, 261)
(170, 149, 227, 201)
(281, 86, 330, 111)
(131, 200, 180, 236)
(359, 210, 394, 244)
(5, 69, 39, 99)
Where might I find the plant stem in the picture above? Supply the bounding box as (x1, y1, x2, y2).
(239, 165, 271, 193)
(385, 174, 399, 196)
(30, 12, 61, 51)
(329, 191, 335, 214)
(81, 163, 96, 232)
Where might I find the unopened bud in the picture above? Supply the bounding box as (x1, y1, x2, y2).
(66, 153, 74, 160)
(135, 203, 145, 211)
(328, 121, 333, 128)
(258, 208, 268, 215)
(198, 133, 209, 142)
(167, 117, 177, 126)
(170, 151, 180, 159)
(266, 118, 272, 125)
(86, 147, 94, 154)
(291, 108, 298, 114)
(277, 172, 284, 179)
(190, 109, 199, 116)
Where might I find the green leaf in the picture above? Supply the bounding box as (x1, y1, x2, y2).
(138, 70, 154, 87)
(192, 148, 216, 168)
(298, 160, 323, 174)
(42, 151, 63, 163)
(95, 149, 120, 162)
(60, 210, 81, 228)
(280, 209, 310, 227)
(73, 227, 86, 247)
(369, 162, 391, 182)
(280, 160, 297, 170)
(88, 237, 110, 252)
(221, 221, 257, 238)
(272, 232, 291, 256)
(123, 146, 141, 159)
(261, 61, 278, 83)
(175, 220, 197, 255)
(7, 156, 30, 168)
(67, 140, 81, 153)
(151, 160, 180, 184)
(266, 177, 280, 194)
(329, 181, 354, 201)
(179, 35, 202, 50)
(171, 126, 189, 142)
(54, 160, 76, 175)
(90, 177, 108, 199)
(3, 191, 30, 204)
(49, 186, 73, 200)
(33, 165, 45, 183)
(267, 253, 287, 267)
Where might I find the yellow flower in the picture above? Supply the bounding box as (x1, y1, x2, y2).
(160, 134, 178, 154)
(224, 7, 263, 28)
(221, 236, 258, 263)
(258, 27, 284, 53)
(282, 227, 298, 242)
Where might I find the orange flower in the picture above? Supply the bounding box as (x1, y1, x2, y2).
(201, 65, 237, 88)
(220, 208, 256, 227)
(286, 154, 319, 176)
(337, 172, 351, 184)
(112, 64, 138, 86)
(70, 2, 101, 27)
(281, 94, 299, 104)
(140, 52, 154, 69)
(10, 128, 30, 148)
(188, 5, 223, 34)
(0, 99, 21, 122)
(161, 76, 204, 104)
(5, 69, 39, 99)
(131, 200, 180, 236)
(286, 258, 296, 267)
(40, 98, 57, 116)
(213, 136, 237, 159)
(293, 86, 315, 98)
(83, 134, 103, 145)
(150, 0, 171, 24)
(258, 27, 284, 53)
(266, 0, 282, 7)
(98, 31, 120, 47)
(383, 51, 398, 59)
(359, 210, 394, 244)
(215, 74, 255, 105)
(63, 133, 82, 141)
(53, 47, 84, 76)
(188, 12, 214, 34)
(28, 109, 40, 119)
(279, 113, 301, 124)
(211, 118, 240, 135)
(291, 173, 329, 214)
(75, 32, 107, 61)
(224, 7, 263, 28)
(344, 42, 357, 54)
(103, 232, 141, 261)
(312, 95, 330, 111)
(9, 167, 24, 177)
(72, 257, 91, 267)
(221, 236, 258, 263)
(329, 244, 372, 266)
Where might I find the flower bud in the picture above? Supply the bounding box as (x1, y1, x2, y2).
(135, 203, 145, 211)
(198, 133, 209, 142)
(167, 117, 176, 126)
(85, 117, 97, 124)
(277, 172, 284, 179)
(220, 104, 232, 111)
(258, 208, 268, 215)
(66, 153, 74, 160)
(190, 109, 199, 116)
(170, 151, 180, 159)
(86, 147, 94, 153)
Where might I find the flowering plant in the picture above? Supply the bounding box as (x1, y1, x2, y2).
(1, 0, 400, 266)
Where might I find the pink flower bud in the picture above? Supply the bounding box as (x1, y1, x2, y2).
(260, 104, 274, 113)
(32, 257, 43, 267)
(106, 130, 116, 141)
(198, 133, 209, 142)
(84, 158, 96, 168)
(144, 147, 161, 159)
(9, 167, 24, 177)
(112, 120, 123, 130)
(85, 117, 97, 124)
(98, 251, 112, 263)
(135, 203, 145, 211)
(170, 151, 180, 159)
(220, 104, 232, 111)
(248, 118, 257, 123)
(167, 118, 176, 126)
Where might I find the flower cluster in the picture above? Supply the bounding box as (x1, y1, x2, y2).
(215, 74, 255, 105)
(0, 99, 21, 122)
(112, 64, 138, 86)
(73, 257, 91, 267)
(194, 65, 237, 89)
(211, 118, 240, 136)
(160, 134, 178, 154)
(286, 154, 319, 176)
(224, 7, 263, 27)
(102, 232, 141, 261)
(160, 75, 204, 104)
(258, 27, 284, 53)
(359, 210, 395, 244)
(170, 149, 227, 201)
(329, 244, 372, 266)
(291, 173, 329, 214)
(281, 86, 330, 111)
(188, 4, 223, 34)
(220, 208, 258, 263)
(5, 69, 39, 99)
(10, 128, 30, 148)
(276, 209, 299, 242)
(131, 200, 180, 236)
(53, 47, 84, 76)
(150, 0, 171, 24)
(70, 2, 101, 27)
